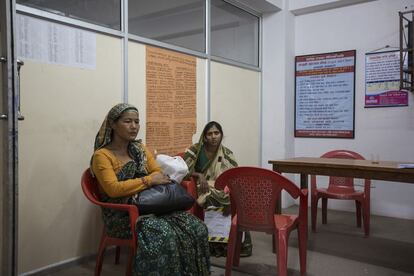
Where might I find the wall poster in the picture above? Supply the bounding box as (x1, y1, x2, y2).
(295, 50, 356, 138)
(146, 46, 197, 156)
(16, 14, 96, 69)
(365, 50, 408, 107)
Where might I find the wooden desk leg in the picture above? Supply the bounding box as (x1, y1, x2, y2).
(300, 173, 308, 189)
(300, 173, 309, 240)
(271, 164, 282, 214)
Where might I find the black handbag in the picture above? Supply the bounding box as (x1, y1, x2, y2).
(130, 180, 195, 215)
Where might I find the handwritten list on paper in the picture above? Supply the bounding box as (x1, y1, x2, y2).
(146, 46, 196, 156)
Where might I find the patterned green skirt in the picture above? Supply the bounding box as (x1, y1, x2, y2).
(102, 208, 210, 276)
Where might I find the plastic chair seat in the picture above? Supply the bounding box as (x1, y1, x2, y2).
(275, 214, 299, 230)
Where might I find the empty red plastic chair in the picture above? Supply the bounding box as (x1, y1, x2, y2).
(215, 166, 308, 276)
(81, 169, 138, 276)
(311, 150, 371, 236)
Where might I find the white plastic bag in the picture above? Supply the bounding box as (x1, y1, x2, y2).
(156, 154, 189, 183)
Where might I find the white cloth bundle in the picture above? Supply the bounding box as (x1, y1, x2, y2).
(156, 154, 189, 183)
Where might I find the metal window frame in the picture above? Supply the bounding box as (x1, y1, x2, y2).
(16, 1, 261, 71)
(17, 0, 262, 135)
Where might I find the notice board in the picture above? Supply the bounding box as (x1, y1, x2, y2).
(146, 46, 197, 155)
(295, 50, 356, 138)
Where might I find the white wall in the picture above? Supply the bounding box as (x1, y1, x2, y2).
(210, 61, 261, 167)
(261, 1, 297, 207)
(262, 0, 414, 218)
(18, 34, 123, 273)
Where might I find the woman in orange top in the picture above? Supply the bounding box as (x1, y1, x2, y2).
(91, 103, 210, 275)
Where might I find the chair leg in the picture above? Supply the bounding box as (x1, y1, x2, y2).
(126, 247, 135, 276)
(276, 230, 288, 276)
(95, 235, 107, 276)
(297, 224, 307, 276)
(355, 200, 362, 228)
(225, 224, 238, 276)
(311, 195, 318, 232)
(115, 246, 121, 264)
(322, 198, 328, 224)
(233, 231, 243, 267)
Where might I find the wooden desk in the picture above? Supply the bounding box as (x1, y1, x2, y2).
(269, 157, 414, 189)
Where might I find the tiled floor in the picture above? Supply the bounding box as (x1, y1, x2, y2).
(35, 206, 414, 276)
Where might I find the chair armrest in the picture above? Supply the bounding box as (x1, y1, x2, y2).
(97, 201, 137, 213)
(181, 177, 198, 199)
(98, 201, 139, 241)
(180, 177, 205, 220)
(99, 202, 139, 222)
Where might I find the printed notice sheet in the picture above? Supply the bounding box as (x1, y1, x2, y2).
(295, 50, 356, 138)
(16, 14, 96, 69)
(146, 46, 197, 156)
(204, 207, 231, 243)
(365, 50, 408, 107)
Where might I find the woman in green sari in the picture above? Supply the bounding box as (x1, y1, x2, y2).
(183, 121, 252, 257)
(91, 103, 210, 275)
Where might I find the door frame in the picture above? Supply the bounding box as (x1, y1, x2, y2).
(1, 0, 19, 275)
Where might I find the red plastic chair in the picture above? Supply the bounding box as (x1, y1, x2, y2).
(176, 152, 204, 220)
(311, 150, 371, 236)
(81, 169, 138, 276)
(215, 167, 308, 276)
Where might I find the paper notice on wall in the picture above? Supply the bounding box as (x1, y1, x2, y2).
(16, 14, 96, 69)
(146, 46, 196, 156)
(295, 50, 356, 138)
(365, 50, 408, 107)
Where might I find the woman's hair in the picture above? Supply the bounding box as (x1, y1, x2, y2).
(202, 121, 223, 140)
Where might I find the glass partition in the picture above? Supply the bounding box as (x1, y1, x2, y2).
(211, 0, 259, 66)
(129, 0, 205, 52)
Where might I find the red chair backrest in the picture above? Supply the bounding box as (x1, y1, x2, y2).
(215, 166, 301, 233)
(81, 169, 102, 206)
(321, 150, 365, 189)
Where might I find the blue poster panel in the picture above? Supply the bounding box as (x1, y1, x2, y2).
(295, 50, 356, 138)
